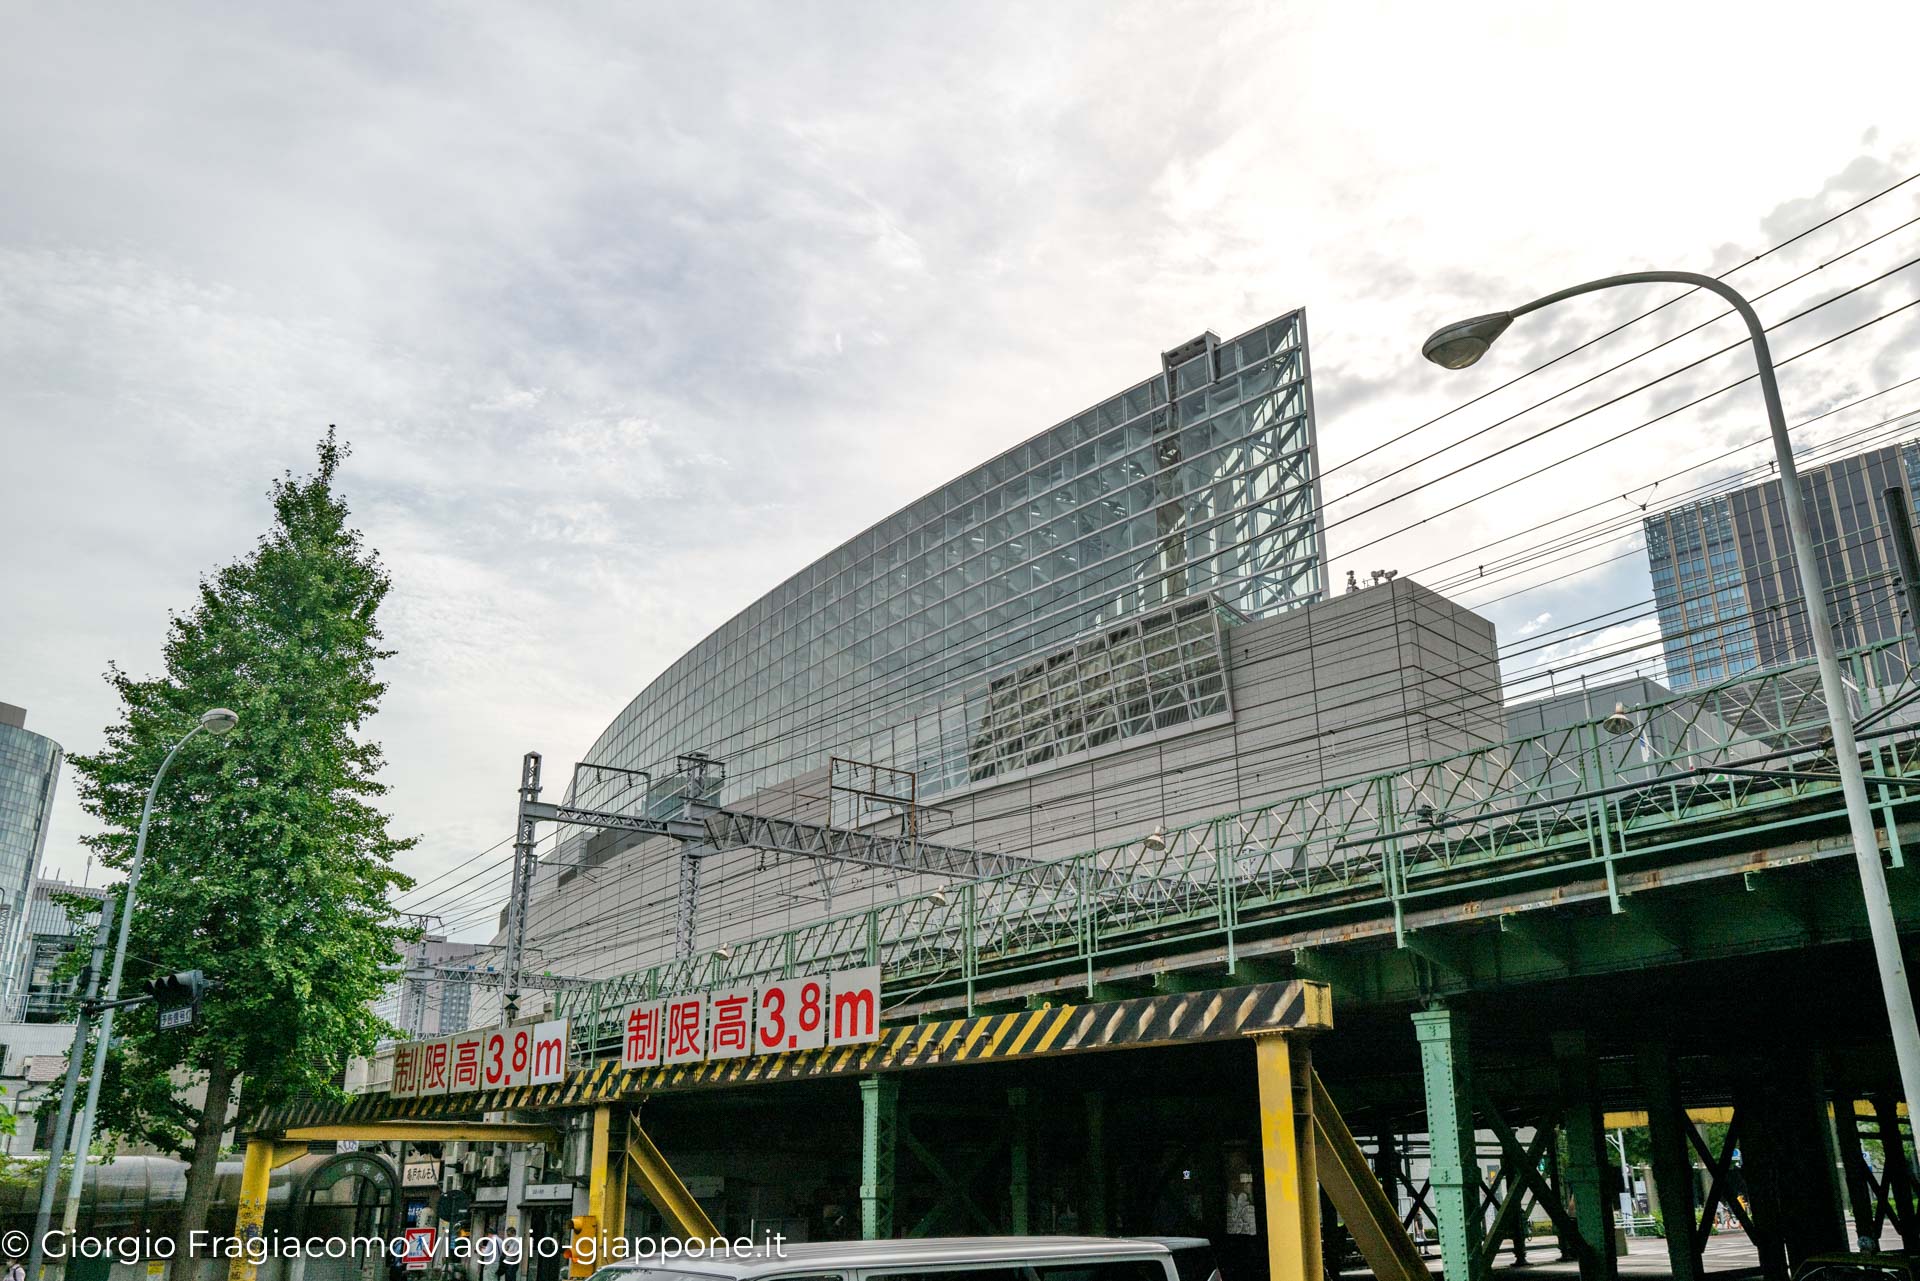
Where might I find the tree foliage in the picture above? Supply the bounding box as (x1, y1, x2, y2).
(68, 432, 418, 1164)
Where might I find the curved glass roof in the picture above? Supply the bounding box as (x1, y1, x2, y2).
(575, 310, 1324, 811)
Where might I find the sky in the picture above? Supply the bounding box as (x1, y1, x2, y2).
(5, 2, 1920, 938)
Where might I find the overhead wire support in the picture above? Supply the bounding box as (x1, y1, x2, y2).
(501, 751, 542, 1025)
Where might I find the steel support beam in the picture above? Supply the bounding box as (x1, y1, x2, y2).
(1252, 1031, 1320, 1281)
(1637, 1043, 1704, 1281)
(587, 1106, 629, 1262)
(1413, 1008, 1482, 1281)
(701, 808, 1042, 883)
(1008, 1087, 1032, 1234)
(1833, 1096, 1878, 1246)
(1084, 1092, 1109, 1234)
(627, 1123, 720, 1241)
(1735, 1058, 1846, 1275)
(281, 1121, 563, 1145)
(860, 1076, 899, 1240)
(1874, 1093, 1919, 1244)
(1553, 1031, 1616, 1281)
(227, 1140, 307, 1281)
(1310, 1072, 1431, 1281)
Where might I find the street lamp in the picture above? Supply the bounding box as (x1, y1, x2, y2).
(41, 708, 239, 1255)
(1424, 269, 1920, 1126)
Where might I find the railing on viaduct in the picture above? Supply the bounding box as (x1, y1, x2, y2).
(557, 641, 1920, 1058)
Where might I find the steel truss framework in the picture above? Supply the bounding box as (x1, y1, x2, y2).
(560, 641, 1920, 1037)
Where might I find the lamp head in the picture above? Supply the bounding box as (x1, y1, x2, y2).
(711, 944, 734, 962)
(1143, 825, 1168, 853)
(926, 889, 950, 908)
(199, 708, 240, 736)
(1603, 702, 1635, 737)
(1421, 312, 1515, 369)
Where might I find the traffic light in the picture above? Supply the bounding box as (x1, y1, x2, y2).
(438, 1189, 471, 1228)
(568, 1215, 598, 1278)
(145, 970, 210, 1029)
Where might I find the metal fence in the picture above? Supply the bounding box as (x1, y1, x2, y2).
(559, 642, 1920, 1060)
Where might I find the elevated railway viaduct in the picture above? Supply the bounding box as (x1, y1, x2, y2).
(252, 652, 1920, 1281)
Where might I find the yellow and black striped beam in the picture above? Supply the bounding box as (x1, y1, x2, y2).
(253, 980, 1329, 1134)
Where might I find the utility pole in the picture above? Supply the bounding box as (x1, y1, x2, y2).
(396, 912, 439, 1037)
(1426, 272, 1920, 1127)
(675, 847, 705, 958)
(28, 898, 117, 1281)
(500, 752, 541, 1024)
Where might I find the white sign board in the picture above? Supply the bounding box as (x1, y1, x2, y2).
(529, 1019, 569, 1085)
(378, 970, 878, 1093)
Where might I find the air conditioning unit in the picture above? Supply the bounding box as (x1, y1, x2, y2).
(481, 1154, 506, 1180)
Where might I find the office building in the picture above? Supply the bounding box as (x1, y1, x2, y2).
(16, 877, 105, 1022)
(501, 313, 1511, 982)
(1644, 440, 1920, 690)
(0, 704, 63, 1021)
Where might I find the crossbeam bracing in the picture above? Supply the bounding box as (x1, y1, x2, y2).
(558, 639, 1920, 1036)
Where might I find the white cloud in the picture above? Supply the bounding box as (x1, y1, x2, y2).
(4, 1, 1920, 926)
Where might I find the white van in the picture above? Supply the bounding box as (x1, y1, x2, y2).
(586, 1236, 1183, 1281)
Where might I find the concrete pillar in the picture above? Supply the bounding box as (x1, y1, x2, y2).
(1413, 1007, 1482, 1281)
(1553, 1031, 1616, 1281)
(860, 1076, 899, 1240)
(1636, 1043, 1702, 1281)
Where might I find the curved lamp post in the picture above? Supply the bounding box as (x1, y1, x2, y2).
(1424, 271, 1920, 1124)
(44, 708, 239, 1255)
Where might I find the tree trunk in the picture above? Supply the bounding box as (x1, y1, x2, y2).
(173, 1055, 238, 1274)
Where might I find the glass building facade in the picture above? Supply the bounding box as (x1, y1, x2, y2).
(18, 878, 104, 1022)
(576, 312, 1325, 809)
(1645, 440, 1920, 690)
(0, 706, 63, 1020)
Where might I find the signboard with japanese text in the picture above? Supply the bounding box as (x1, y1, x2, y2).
(624, 968, 877, 1071)
(827, 967, 881, 1046)
(480, 1023, 535, 1089)
(402, 1158, 442, 1187)
(391, 1042, 421, 1098)
(374, 970, 879, 1093)
(420, 1037, 451, 1096)
(529, 1019, 569, 1085)
(621, 1001, 664, 1070)
(756, 975, 828, 1053)
(663, 993, 706, 1065)
(449, 1031, 484, 1094)
(706, 986, 753, 1060)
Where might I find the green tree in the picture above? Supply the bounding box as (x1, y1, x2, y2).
(69, 431, 417, 1258)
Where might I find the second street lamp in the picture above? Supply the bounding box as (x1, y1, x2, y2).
(51, 707, 239, 1247)
(1422, 269, 1920, 1127)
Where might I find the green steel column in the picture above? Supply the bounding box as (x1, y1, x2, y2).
(860, 1076, 900, 1239)
(1636, 1043, 1703, 1281)
(1009, 1087, 1032, 1234)
(1737, 1057, 1845, 1271)
(1833, 1094, 1878, 1245)
(1875, 1094, 1918, 1245)
(1084, 1092, 1109, 1234)
(1553, 1031, 1616, 1281)
(1374, 1128, 1402, 1211)
(1414, 1007, 1483, 1281)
